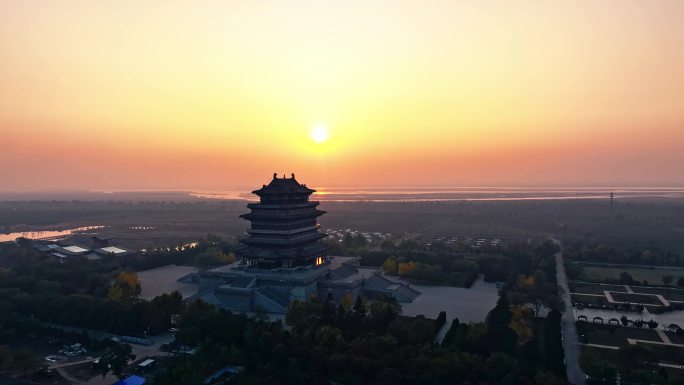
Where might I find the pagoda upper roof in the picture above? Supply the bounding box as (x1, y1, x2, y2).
(253, 173, 315, 195)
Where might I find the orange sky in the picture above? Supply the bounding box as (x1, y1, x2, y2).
(1, 1, 683, 191)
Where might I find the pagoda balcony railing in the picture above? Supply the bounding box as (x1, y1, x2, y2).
(246, 201, 320, 210)
(242, 233, 325, 245)
(241, 210, 325, 221)
(250, 219, 317, 229)
(247, 225, 320, 236)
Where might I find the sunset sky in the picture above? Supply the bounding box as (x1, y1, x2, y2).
(1, 1, 683, 191)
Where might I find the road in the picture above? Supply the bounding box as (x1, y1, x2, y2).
(554, 240, 587, 385)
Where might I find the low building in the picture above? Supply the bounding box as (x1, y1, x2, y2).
(34, 235, 134, 261)
(92, 234, 114, 248)
(112, 375, 145, 385)
(94, 245, 135, 257)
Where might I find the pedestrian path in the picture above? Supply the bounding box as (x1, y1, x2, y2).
(570, 289, 670, 306)
(656, 328, 672, 344)
(581, 343, 619, 350)
(626, 337, 684, 348)
(554, 242, 587, 385)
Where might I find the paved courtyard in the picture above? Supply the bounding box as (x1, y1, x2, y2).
(574, 307, 684, 328)
(398, 276, 500, 323)
(138, 264, 199, 300)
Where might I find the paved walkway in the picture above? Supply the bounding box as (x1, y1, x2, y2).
(435, 322, 450, 344)
(604, 291, 614, 303)
(555, 240, 587, 385)
(656, 328, 672, 344)
(626, 337, 684, 348)
(582, 343, 619, 350)
(657, 294, 670, 306)
(49, 357, 97, 369)
(572, 289, 670, 306)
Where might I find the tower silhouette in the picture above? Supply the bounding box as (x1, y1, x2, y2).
(610, 192, 614, 209)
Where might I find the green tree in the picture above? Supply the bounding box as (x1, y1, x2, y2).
(397, 316, 435, 345)
(145, 291, 185, 333)
(93, 343, 136, 379)
(616, 345, 657, 372)
(0, 346, 12, 370)
(380, 240, 395, 251)
(662, 275, 674, 286)
(353, 296, 366, 317)
(381, 256, 398, 275)
(286, 299, 322, 333)
(12, 349, 40, 375)
(486, 352, 516, 383)
(367, 298, 400, 331)
(486, 293, 516, 354)
(194, 247, 231, 267)
(35, 280, 62, 294)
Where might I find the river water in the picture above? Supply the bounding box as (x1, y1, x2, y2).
(0, 225, 105, 243)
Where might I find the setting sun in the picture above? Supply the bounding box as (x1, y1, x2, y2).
(310, 125, 330, 144)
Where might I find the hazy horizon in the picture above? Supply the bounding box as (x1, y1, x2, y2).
(2, 185, 684, 205)
(2, 1, 684, 191)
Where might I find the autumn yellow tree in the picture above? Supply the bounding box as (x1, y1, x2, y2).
(509, 305, 534, 345)
(516, 275, 535, 292)
(398, 261, 418, 277)
(226, 252, 237, 264)
(108, 271, 141, 302)
(341, 292, 354, 310)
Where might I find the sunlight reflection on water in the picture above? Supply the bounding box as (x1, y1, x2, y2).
(0, 225, 105, 243)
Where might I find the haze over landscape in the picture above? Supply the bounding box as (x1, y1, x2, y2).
(3, 2, 684, 385)
(2, 0, 684, 191)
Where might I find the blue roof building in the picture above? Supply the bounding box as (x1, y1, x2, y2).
(112, 375, 146, 385)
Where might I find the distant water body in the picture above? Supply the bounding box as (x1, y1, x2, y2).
(0, 225, 104, 243)
(190, 187, 684, 202)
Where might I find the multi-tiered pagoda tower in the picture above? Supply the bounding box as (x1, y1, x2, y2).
(239, 173, 327, 269)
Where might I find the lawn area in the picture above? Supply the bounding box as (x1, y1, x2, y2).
(572, 293, 608, 305)
(637, 342, 684, 366)
(579, 345, 618, 368)
(578, 264, 684, 285)
(645, 305, 663, 313)
(666, 331, 684, 345)
(610, 292, 665, 305)
(633, 287, 684, 302)
(570, 281, 627, 295)
(580, 345, 684, 383)
(577, 323, 662, 347)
